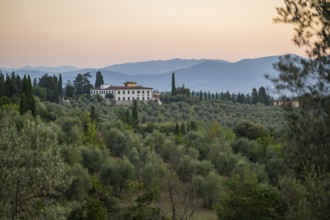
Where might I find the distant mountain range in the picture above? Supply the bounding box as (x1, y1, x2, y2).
(0, 56, 288, 93)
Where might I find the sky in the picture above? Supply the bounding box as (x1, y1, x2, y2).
(0, 0, 305, 68)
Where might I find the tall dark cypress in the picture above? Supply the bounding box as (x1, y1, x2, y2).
(20, 75, 36, 116)
(19, 92, 27, 115)
(58, 74, 63, 96)
(95, 71, 104, 88)
(171, 72, 176, 95)
(132, 100, 139, 131)
(16, 75, 21, 93)
(175, 122, 180, 135)
(20, 76, 28, 115)
(258, 87, 268, 105)
(27, 75, 36, 116)
(33, 78, 37, 87)
(0, 72, 4, 97)
(251, 88, 258, 104)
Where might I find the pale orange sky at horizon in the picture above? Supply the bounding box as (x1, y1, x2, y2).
(0, 0, 305, 68)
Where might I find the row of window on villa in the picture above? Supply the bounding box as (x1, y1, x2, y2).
(92, 90, 151, 95)
(118, 97, 150, 101)
(117, 90, 150, 95)
(92, 90, 113, 95)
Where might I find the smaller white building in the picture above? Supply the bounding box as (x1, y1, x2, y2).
(91, 81, 157, 104)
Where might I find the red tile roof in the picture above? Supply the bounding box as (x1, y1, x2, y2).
(91, 86, 153, 90)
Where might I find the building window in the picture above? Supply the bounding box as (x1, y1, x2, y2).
(118, 97, 120, 100)
(132, 91, 135, 94)
(128, 91, 130, 94)
(128, 97, 130, 100)
(148, 97, 150, 100)
(123, 91, 125, 94)
(123, 97, 125, 100)
(133, 97, 135, 100)
(137, 91, 140, 94)
(142, 91, 145, 94)
(137, 97, 139, 100)
(118, 91, 120, 94)
(147, 90, 150, 94)
(142, 97, 145, 100)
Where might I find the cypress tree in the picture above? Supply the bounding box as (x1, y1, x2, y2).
(95, 71, 104, 88)
(257, 87, 266, 105)
(20, 75, 36, 116)
(180, 122, 186, 135)
(58, 74, 63, 96)
(171, 72, 176, 95)
(252, 88, 258, 104)
(90, 105, 98, 122)
(27, 75, 36, 116)
(190, 121, 197, 131)
(16, 74, 21, 93)
(132, 100, 139, 131)
(0, 72, 4, 97)
(175, 122, 180, 135)
(33, 78, 37, 87)
(19, 92, 27, 115)
(125, 109, 131, 124)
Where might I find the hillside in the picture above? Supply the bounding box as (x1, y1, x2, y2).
(0, 56, 284, 92)
(102, 58, 229, 75)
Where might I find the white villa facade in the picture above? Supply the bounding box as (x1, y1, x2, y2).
(90, 81, 156, 104)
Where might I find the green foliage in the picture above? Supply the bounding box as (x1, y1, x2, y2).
(73, 73, 93, 95)
(33, 86, 47, 101)
(217, 174, 285, 220)
(0, 114, 68, 219)
(100, 158, 135, 197)
(272, 0, 330, 176)
(120, 183, 161, 220)
(65, 164, 93, 203)
(65, 81, 75, 97)
(56, 116, 83, 145)
(194, 172, 222, 208)
(82, 122, 99, 144)
(38, 74, 60, 102)
(81, 146, 105, 174)
(3, 72, 21, 97)
(103, 127, 128, 157)
(85, 199, 108, 220)
(234, 121, 269, 140)
(0, 96, 12, 107)
(0, 66, 311, 219)
(280, 167, 330, 220)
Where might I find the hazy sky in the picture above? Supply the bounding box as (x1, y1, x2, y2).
(0, 0, 304, 68)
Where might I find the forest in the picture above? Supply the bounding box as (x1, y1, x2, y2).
(0, 0, 329, 219)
